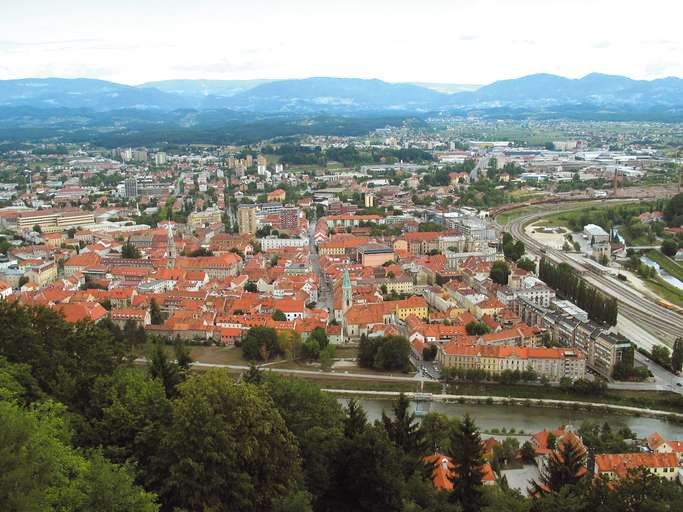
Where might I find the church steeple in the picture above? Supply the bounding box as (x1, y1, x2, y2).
(166, 222, 176, 269)
(342, 267, 352, 314)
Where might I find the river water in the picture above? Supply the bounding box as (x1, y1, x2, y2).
(348, 399, 683, 439)
(640, 255, 683, 291)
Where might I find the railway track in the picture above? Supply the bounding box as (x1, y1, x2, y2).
(503, 203, 683, 345)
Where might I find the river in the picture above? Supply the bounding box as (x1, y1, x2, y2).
(640, 255, 683, 291)
(347, 399, 683, 439)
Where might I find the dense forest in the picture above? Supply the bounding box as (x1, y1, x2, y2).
(1, 301, 681, 511)
(0, 108, 423, 146)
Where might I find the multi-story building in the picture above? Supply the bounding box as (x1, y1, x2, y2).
(237, 205, 257, 235)
(515, 297, 632, 378)
(24, 261, 58, 287)
(395, 295, 429, 320)
(154, 152, 167, 166)
(279, 207, 299, 231)
(438, 345, 586, 382)
(124, 177, 138, 198)
(259, 237, 309, 251)
(188, 208, 222, 229)
(17, 209, 95, 233)
(594, 453, 679, 481)
(131, 149, 148, 162)
(357, 244, 394, 267)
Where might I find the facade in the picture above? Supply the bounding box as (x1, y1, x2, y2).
(17, 209, 95, 233)
(594, 453, 679, 481)
(357, 244, 394, 267)
(124, 177, 138, 198)
(237, 205, 257, 235)
(396, 295, 429, 320)
(259, 237, 308, 251)
(188, 208, 222, 229)
(279, 206, 300, 230)
(583, 224, 609, 244)
(647, 432, 683, 465)
(438, 345, 586, 382)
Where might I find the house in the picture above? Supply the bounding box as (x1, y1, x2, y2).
(52, 302, 107, 323)
(423, 453, 496, 492)
(647, 432, 683, 465)
(0, 280, 12, 299)
(267, 188, 286, 202)
(530, 425, 588, 477)
(272, 298, 306, 321)
(110, 307, 151, 327)
(63, 253, 101, 276)
(396, 295, 429, 320)
(594, 453, 679, 481)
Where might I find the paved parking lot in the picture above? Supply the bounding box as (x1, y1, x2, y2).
(500, 464, 540, 496)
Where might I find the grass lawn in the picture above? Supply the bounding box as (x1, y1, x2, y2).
(310, 378, 441, 394)
(647, 250, 683, 282)
(447, 382, 683, 414)
(496, 205, 551, 225)
(190, 346, 251, 365)
(643, 277, 683, 308)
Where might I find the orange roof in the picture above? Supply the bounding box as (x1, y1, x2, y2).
(424, 453, 496, 491)
(396, 295, 428, 310)
(111, 307, 147, 320)
(64, 253, 101, 267)
(53, 302, 107, 323)
(595, 453, 678, 479)
(647, 432, 683, 453)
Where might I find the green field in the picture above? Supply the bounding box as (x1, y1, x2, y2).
(496, 204, 553, 225)
(643, 276, 683, 309)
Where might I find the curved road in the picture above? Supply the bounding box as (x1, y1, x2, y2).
(503, 202, 683, 346)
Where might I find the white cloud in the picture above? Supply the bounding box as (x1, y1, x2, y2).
(1, 0, 682, 84)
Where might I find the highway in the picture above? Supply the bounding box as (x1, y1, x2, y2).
(503, 202, 683, 347)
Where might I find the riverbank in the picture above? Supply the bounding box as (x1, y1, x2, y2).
(324, 388, 683, 424)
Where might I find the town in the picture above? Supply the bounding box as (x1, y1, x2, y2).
(1, 120, 683, 507)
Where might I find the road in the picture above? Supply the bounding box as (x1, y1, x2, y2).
(308, 214, 333, 314)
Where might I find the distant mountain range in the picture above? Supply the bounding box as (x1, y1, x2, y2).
(2, 74, 683, 146)
(2, 73, 682, 116)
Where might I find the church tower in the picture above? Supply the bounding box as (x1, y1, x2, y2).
(342, 267, 353, 314)
(166, 222, 176, 269)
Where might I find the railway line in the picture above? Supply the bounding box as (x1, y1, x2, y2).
(502, 202, 683, 346)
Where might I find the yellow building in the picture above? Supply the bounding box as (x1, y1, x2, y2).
(237, 205, 257, 235)
(396, 295, 429, 320)
(24, 261, 58, 287)
(17, 209, 95, 233)
(438, 345, 586, 382)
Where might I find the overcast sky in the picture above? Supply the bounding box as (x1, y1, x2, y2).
(1, 0, 682, 85)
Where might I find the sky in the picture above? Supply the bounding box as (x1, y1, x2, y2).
(1, 0, 682, 85)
